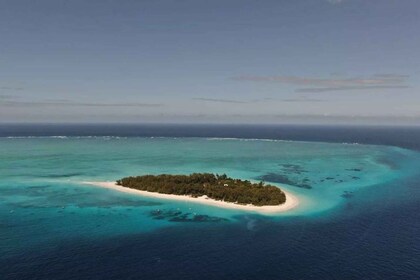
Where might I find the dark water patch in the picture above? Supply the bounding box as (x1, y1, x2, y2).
(150, 209, 228, 223)
(4, 192, 162, 209)
(0, 185, 51, 197)
(38, 172, 85, 178)
(150, 209, 182, 219)
(341, 191, 354, 199)
(190, 215, 228, 223)
(346, 168, 363, 172)
(231, 214, 278, 231)
(0, 222, 20, 229)
(2, 198, 420, 280)
(278, 164, 308, 174)
(6, 199, 66, 209)
(77, 198, 161, 208)
(256, 173, 312, 189)
(376, 157, 399, 170)
(27, 185, 52, 190)
(2, 123, 420, 150)
(352, 176, 360, 180)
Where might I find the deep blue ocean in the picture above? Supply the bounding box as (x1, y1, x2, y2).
(1, 124, 419, 280)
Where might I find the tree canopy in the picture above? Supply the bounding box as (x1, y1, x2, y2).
(116, 173, 286, 206)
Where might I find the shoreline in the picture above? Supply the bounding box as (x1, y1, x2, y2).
(81, 181, 299, 214)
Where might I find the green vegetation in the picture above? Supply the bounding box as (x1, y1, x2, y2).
(116, 173, 286, 206)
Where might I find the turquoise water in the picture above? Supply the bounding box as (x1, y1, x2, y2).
(1, 138, 417, 247)
(1, 135, 420, 279)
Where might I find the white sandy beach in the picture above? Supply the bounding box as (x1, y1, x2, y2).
(82, 181, 299, 214)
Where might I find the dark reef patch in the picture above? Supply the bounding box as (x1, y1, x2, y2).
(341, 191, 354, 199)
(278, 164, 308, 174)
(77, 198, 161, 208)
(39, 172, 85, 178)
(256, 173, 312, 189)
(376, 157, 398, 170)
(346, 168, 362, 172)
(150, 209, 228, 223)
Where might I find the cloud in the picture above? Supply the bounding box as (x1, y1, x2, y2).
(0, 86, 24, 91)
(192, 97, 248, 104)
(280, 97, 326, 102)
(373, 74, 409, 79)
(0, 94, 13, 100)
(232, 75, 406, 86)
(232, 74, 410, 93)
(327, 0, 344, 4)
(0, 100, 163, 107)
(0, 86, 23, 100)
(193, 97, 326, 104)
(296, 85, 410, 93)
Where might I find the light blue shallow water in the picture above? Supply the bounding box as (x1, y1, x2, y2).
(1, 136, 419, 279)
(0, 138, 416, 242)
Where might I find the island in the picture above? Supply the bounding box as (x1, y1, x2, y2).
(117, 173, 286, 205)
(83, 173, 299, 214)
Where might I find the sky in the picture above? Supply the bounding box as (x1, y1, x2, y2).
(0, 0, 419, 124)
